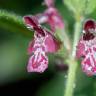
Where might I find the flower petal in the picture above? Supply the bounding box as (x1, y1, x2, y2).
(34, 7, 64, 32)
(24, 16, 46, 36)
(45, 33, 61, 53)
(83, 32, 95, 40)
(44, 7, 64, 32)
(76, 40, 85, 58)
(77, 36, 96, 76)
(35, 13, 48, 24)
(23, 16, 39, 29)
(27, 39, 35, 54)
(84, 19, 95, 33)
(44, 0, 55, 7)
(27, 50, 48, 73)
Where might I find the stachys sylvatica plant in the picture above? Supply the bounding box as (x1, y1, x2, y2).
(1, 0, 96, 96)
(76, 19, 96, 76)
(23, 0, 64, 73)
(23, 16, 61, 73)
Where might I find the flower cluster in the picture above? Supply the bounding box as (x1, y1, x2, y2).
(23, 16, 61, 73)
(76, 19, 96, 76)
(35, 0, 64, 32)
(23, 0, 64, 73)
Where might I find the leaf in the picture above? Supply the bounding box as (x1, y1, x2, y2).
(85, 0, 96, 14)
(64, 0, 96, 16)
(0, 9, 33, 37)
(64, 0, 86, 15)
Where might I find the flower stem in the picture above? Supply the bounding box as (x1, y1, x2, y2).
(64, 16, 82, 96)
(64, 59, 78, 96)
(72, 19, 82, 57)
(62, 29, 71, 52)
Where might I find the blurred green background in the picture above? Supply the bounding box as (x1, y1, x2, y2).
(0, 0, 96, 96)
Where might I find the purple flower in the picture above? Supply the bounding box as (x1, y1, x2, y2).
(35, 0, 64, 32)
(27, 45, 48, 73)
(76, 19, 96, 76)
(23, 16, 61, 73)
(43, 0, 55, 7)
(84, 19, 96, 33)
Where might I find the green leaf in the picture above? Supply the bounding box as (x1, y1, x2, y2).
(0, 9, 33, 37)
(85, 0, 96, 14)
(64, 0, 86, 15)
(64, 0, 96, 16)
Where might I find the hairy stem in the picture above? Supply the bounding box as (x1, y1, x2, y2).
(65, 59, 78, 96)
(61, 29, 71, 52)
(64, 16, 82, 96)
(72, 20, 82, 57)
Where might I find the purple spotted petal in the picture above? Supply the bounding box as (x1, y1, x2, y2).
(28, 32, 61, 54)
(34, 8, 64, 32)
(45, 32, 61, 53)
(27, 48, 48, 73)
(76, 35, 96, 76)
(81, 56, 96, 76)
(27, 39, 35, 54)
(83, 32, 95, 41)
(23, 14, 61, 73)
(44, 8, 64, 31)
(81, 48, 96, 76)
(76, 40, 85, 58)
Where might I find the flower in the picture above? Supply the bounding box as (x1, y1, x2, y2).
(23, 16, 61, 73)
(76, 19, 96, 76)
(35, 0, 64, 32)
(43, 0, 55, 7)
(84, 19, 96, 33)
(27, 38, 48, 73)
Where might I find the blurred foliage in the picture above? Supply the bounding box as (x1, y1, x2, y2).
(0, 0, 96, 96)
(64, 0, 96, 16)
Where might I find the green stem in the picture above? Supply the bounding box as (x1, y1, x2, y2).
(61, 29, 71, 52)
(71, 20, 82, 57)
(64, 59, 78, 96)
(64, 17, 82, 96)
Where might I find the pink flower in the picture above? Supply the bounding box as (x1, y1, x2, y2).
(27, 45, 48, 73)
(76, 19, 96, 76)
(84, 19, 96, 32)
(43, 0, 55, 7)
(23, 16, 61, 73)
(35, 0, 64, 32)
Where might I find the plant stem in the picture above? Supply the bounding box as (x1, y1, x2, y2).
(64, 59, 78, 96)
(62, 29, 71, 52)
(71, 20, 82, 58)
(64, 16, 82, 96)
